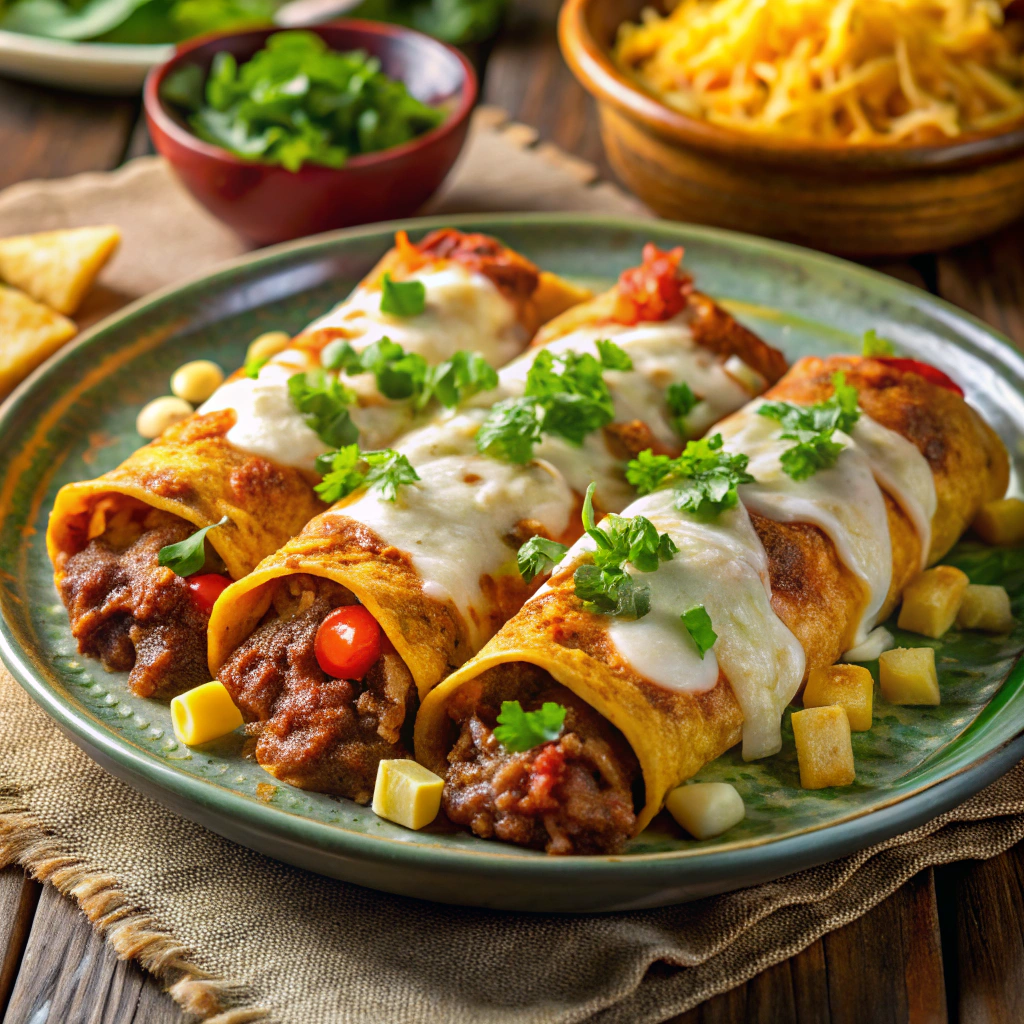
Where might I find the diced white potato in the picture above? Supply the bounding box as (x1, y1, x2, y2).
(973, 497, 1024, 547)
(665, 782, 745, 840)
(791, 706, 855, 789)
(897, 565, 969, 639)
(372, 759, 443, 830)
(956, 584, 1014, 633)
(802, 664, 874, 731)
(171, 681, 244, 746)
(879, 647, 940, 705)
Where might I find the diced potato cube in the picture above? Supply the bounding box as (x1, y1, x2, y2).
(957, 584, 1014, 633)
(897, 565, 969, 638)
(171, 681, 244, 746)
(973, 497, 1024, 547)
(802, 664, 874, 731)
(665, 782, 745, 840)
(879, 647, 940, 705)
(791, 706, 856, 789)
(372, 759, 443, 830)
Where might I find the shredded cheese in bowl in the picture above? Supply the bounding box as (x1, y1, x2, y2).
(613, 0, 1024, 144)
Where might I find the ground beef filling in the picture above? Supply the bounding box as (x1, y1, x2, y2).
(218, 576, 416, 804)
(442, 667, 640, 855)
(57, 508, 210, 698)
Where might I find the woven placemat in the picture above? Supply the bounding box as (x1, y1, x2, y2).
(0, 107, 1022, 1024)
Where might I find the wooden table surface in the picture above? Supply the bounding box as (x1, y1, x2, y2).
(0, 2, 1022, 1022)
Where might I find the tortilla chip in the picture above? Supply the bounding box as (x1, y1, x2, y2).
(0, 225, 120, 316)
(0, 285, 77, 398)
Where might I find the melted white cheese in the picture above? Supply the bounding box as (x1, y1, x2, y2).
(597, 490, 805, 760)
(304, 264, 525, 367)
(843, 626, 894, 662)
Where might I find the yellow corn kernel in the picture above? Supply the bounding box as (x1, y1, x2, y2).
(802, 664, 874, 731)
(957, 584, 1014, 633)
(879, 647, 940, 705)
(791, 706, 855, 790)
(897, 565, 969, 639)
(170, 681, 244, 746)
(973, 497, 1024, 547)
(665, 782, 745, 840)
(372, 759, 443, 830)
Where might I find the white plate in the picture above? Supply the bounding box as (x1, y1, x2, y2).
(0, 29, 170, 94)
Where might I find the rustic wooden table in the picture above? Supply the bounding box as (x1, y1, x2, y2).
(0, 2, 1022, 1021)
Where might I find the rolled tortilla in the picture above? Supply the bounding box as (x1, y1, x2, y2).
(208, 249, 788, 799)
(414, 355, 1009, 852)
(48, 229, 587, 696)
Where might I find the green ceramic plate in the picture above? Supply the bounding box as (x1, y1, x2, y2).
(2, 214, 1024, 913)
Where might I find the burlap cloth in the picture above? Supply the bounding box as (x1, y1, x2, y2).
(1, 107, 1023, 1024)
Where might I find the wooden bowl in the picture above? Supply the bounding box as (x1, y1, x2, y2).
(559, 0, 1024, 257)
(145, 23, 476, 245)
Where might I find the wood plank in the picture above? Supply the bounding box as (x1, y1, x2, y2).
(0, 869, 40, 1019)
(3, 884, 184, 1024)
(0, 79, 136, 192)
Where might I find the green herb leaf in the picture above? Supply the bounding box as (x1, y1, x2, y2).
(573, 563, 652, 618)
(596, 338, 633, 371)
(243, 355, 269, 379)
(314, 444, 367, 503)
(358, 338, 430, 401)
(862, 329, 897, 357)
(681, 605, 717, 659)
(493, 700, 567, 753)
(422, 350, 499, 409)
(287, 370, 358, 448)
(362, 448, 420, 501)
(475, 397, 543, 464)
(666, 381, 699, 437)
(158, 515, 229, 578)
(380, 272, 427, 317)
(320, 339, 364, 373)
(517, 536, 570, 584)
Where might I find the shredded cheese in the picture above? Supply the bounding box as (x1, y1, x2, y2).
(614, 0, 1024, 143)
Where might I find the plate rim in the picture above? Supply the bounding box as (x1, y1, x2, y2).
(2, 211, 1024, 891)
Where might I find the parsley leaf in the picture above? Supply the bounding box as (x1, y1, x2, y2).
(314, 444, 366, 503)
(422, 350, 499, 409)
(493, 700, 567, 753)
(625, 434, 754, 518)
(681, 606, 717, 659)
(362, 448, 420, 501)
(380, 272, 427, 317)
(475, 397, 543, 464)
(517, 536, 570, 584)
(244, 355, 269, 379)
(158, 515, 229, 578)
(666, 381, 698, 437)
(320, 339, 364, 374)
(862, 329, 896, 357)
(596, 338, 633, 371)
(288, 370, 358, 448)
(358, 338, 430, 401)
(758, 371, 861, 481)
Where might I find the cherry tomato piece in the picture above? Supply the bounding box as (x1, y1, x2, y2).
(874, 357, 964, 397)
(315, 605, 382, 680)
(187, 573, 231, 615)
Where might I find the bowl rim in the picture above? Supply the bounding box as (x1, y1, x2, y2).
(558, 0, 1024, 172)
(143, 20, 478, 174)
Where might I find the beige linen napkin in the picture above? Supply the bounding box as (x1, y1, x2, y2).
(1, 107, 1023, 1024)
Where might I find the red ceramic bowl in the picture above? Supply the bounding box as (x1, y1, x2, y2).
(144, 22, 477, 245)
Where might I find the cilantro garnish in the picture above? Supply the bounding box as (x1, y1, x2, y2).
(320, 339, 364, 374)
(423, 350, 499, 409)
(380, 272, 427, 317)
(626, 434, 754, 518)
(244, 356, 269, 379)
(757, 371, 860, 481)
(666, 381, 698, 437)
(862, 329, 896, 357)
(287, 370, 358, 448)
(517, 536, 570, 584)
(493, 700, 567, 753)
(158, 515, 229, 578)
(681, 606, 717, 659)
(475, 341, 631, 463)
(314, 445, 419, 503)
(360, 338, 430, 401)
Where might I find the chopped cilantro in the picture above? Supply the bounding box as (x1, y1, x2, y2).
(493, 700, 567, 753)
(314, 444, 366, 503)
(287, 369, 358, 448)
(380, 272, 427, 317)
(244, 355, 269, 379)
(517, 536, 570, 584)
(666, 381, 698, 437)
(158, 515, 229, 578)
(596, 338, 633, 371)
(359, 338, 430, 401)
(362, 448, 420, 501)
(681, 606, 717, 659)
(320, 339, 364, 374)
(862, 329, 897, 357)
(625, 434, 754, 518)
(475, 397, 543, 464)
(757, 371, 860, 481)
(422, 350, 499, 409)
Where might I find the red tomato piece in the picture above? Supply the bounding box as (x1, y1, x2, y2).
(315, 605, 382, 680)
(186, 573, 231, 616)
(612, 243, 694, 325)
(874, 357, 964, 396)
